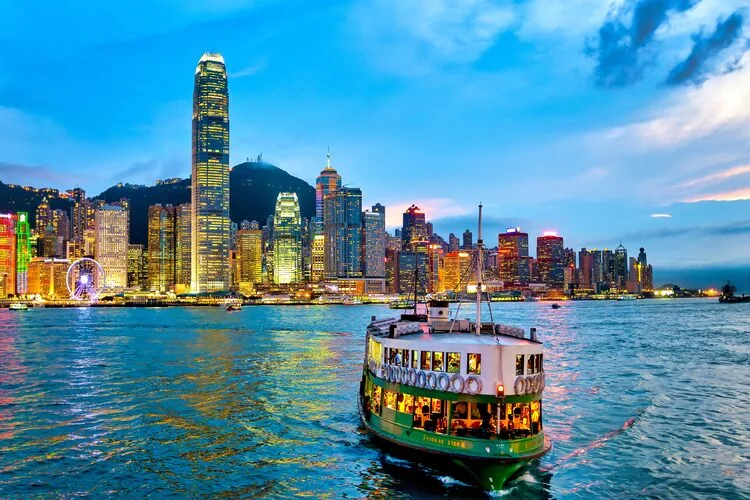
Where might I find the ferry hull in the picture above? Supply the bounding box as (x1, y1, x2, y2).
(357, 379, 549, 492)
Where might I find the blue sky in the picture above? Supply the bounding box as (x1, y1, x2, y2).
(1, 0, 749, 282)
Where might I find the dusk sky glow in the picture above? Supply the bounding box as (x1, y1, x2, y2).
(1, 0, 749, 280)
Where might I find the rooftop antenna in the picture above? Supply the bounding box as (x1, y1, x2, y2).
(326, 147, 332, 169)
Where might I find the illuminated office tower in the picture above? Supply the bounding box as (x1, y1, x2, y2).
(127, 244, 148, 290)
(443, 251, 472, 293)
(498, 227, 530, 286)
(0, 214, 16, 297)
(536, 231, 564, 289)
(401, 205, 426, 251)
(398, 251, 428, 295)
(95, 205, 129, 289)
(578, 248, 594, 288)
(462, 229, 473, 250)
(311, 234, 325, 282)
(147, 204, 176, 292)
(614, 243, 629, 291)
(175, 203, 191, 292)
(448, 233, 459, 252)
(273, 193, 302, 285)
(51, 209, 70, 256)
(324, 187, 362, 278)
(69, 188, 87, 246)
(35, 197, 52, 233)
(362, 206, 386, 278)
(236, 229, 263, 291)
(191, 52, 230, 292)
(315, 150, 342, 234)
(15, 212, 31, 296)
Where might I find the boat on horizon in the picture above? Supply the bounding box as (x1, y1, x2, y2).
(357, 205, 550, 491)
(718, 282, 750, 304)
(9, 303, 28, 311)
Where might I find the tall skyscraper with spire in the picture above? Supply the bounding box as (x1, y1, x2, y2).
(315, 149, 341, 234)
(191, 52, 230, 292)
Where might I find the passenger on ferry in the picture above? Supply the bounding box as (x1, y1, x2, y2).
(394, 350, 402, 365)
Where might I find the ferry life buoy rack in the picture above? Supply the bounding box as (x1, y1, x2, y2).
(437, 373, 450, 392)
(449, 374, 465, 393)
(426, 372, 438, 390)
(464, 375, 482, 395)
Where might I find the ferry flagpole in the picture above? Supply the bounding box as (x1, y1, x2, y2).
(475, 203, 483, 336)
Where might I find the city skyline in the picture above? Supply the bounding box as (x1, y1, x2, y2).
(1, 1, 749, 274)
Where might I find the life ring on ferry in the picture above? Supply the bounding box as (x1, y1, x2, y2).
(389, 365, 398, 382)
(464, 376, 481, 395)
(449, 374, 465, 393)
(514, 376, 526, 395)
(395, 366, 404, 384)
(437, 373, 450, 392)
(530, 374, 539, 393)
(417, 370, 427, 388)
(426, 372, 438, 390)
(525, 376, 533, 394)
(539, 373, 545, 391)
(408, 368, 418, 386)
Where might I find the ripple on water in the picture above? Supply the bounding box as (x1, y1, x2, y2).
(0, 300, 748, 497)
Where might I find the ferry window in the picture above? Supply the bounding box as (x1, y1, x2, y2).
(516, 354, 524, 375)
(402, 350, 410, 367)
(411, 350, 418, 369)
(384, 347, 390, 364)
(452, 401, 468, 419)
(370, 341, 382, 364)
(468, 353, 481, 374)
(530, 401, 542, 434)
(414, 397, 446, 434)
(539, 354, 543, 372)
(397, 393, 414, 414)
(432, 352, 444, 371)
(370, 386, 382, 415)
(498, 403, 534, 439)
(447, 352, 461, 373)
(527, 354, 535, 374)
(386, 390, 399, 410)
(421, 351, 432, 371)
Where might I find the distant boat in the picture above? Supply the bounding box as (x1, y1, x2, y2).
(9, 303, 28, 311)
(343, 297, 363, 305)
(617, 295, 636, 301)
(719, 282, 750, 304)
(389, 299, 415, 310)
(551, 303, 561, 309)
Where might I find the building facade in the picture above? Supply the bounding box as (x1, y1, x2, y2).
(498, 227, 530, 287)
(315, 150, 342, 234)
(175, 203, 191, 293)
(191, 52, 230, 292)
(15, 212, 31, 295)
(273, 193, 302, 285)
(148, 204, 176, 292)
(362, 207, 386, 278)
(401, 205, 426, 251)
(94, 205, 129, 289)
(236, 229, 263, 292)
(0, 214, 16, 297)
(324, 187, 363, 278)
(536, 232, 564, 288)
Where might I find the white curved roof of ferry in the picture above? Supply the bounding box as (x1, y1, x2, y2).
(391, 332, 537, 346)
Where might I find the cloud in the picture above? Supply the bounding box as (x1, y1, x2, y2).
(684, 187, 750, 202)
(679, 164, 750, 188)
(352, 0, 516, 75)
(229, 59, 267, 78)
(600, 53, 750, 148)
(650, 213, 673, 217)
(0, 161, 79, 185)
(383, 198, 471, 228)
(666, 10, 747, 85)
(619, 219, 750, 240)
(586, 0, 701, 87)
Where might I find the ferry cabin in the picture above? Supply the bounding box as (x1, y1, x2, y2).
(362, 322, 546, 457)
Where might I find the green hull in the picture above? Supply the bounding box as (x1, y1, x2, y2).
(358, 373, 550, 491)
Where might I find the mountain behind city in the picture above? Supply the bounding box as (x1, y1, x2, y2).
(0, 160, 315, 246)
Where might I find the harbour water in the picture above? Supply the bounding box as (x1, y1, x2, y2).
(0, 299, 748, 498)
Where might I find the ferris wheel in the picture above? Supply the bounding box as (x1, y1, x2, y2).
(66, 258, 105, 300)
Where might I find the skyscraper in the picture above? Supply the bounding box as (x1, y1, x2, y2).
(362, 207, 386, 278)
(315, 150, 342, 234)
(192, 52, 230, 293)
(273, 193, 302, 285)
(15, 212, 31, 296)
(127, 244, 148, 290)
(148, 204, 176, 292)
(614, 244, 628, 291)
(175, 203, 192, 292)
(537, 232, 564, 288)
(462, 229, 473, 250)
(236, 229, 263, 291)
(498, 227, 530, 287)
(578, 248, 594, 289)
(448, 233, 459, 252)
(401, 205, 426, 251)
(35, 198, 52, 234)
(95, 205, 129, 289)
(0, 213, 16, 297)
(442, 251, 472, 293)
(324, 187, 363, 278)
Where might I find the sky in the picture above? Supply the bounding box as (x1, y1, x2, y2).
(1, 0, 749, 285)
